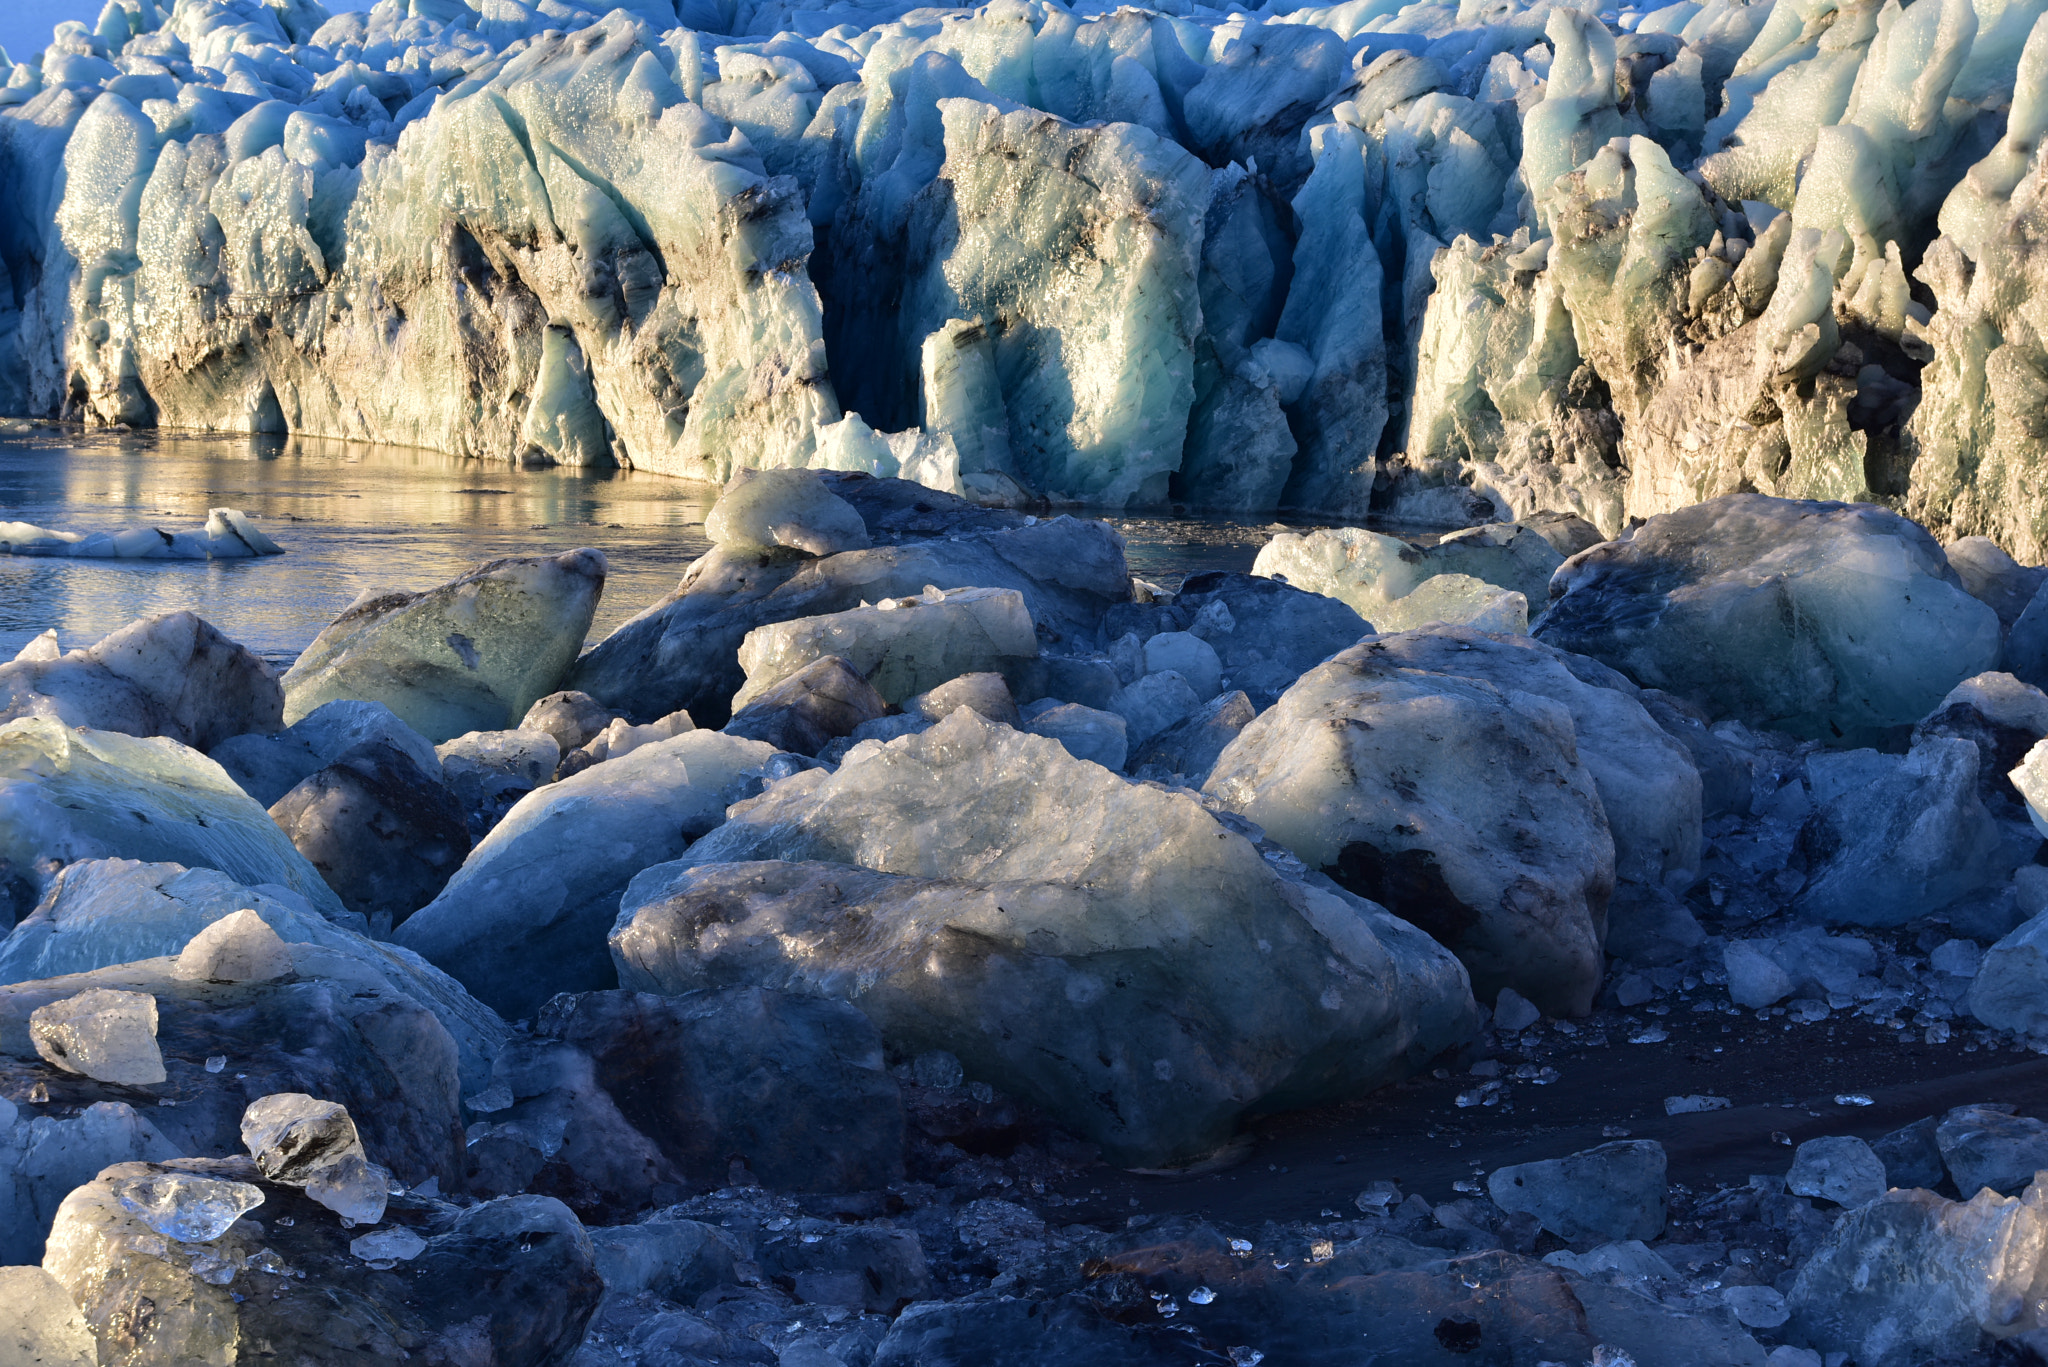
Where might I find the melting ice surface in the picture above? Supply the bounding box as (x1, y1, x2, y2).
(0, 430, 1290, 663)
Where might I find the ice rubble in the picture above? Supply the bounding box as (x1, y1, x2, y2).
(1, 0, 2042, 527)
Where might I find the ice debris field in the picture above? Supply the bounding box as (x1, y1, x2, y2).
(7, 0, 2048, 544)
(7, 463, 2048, 1364)
(17, 0, 2048, 1362)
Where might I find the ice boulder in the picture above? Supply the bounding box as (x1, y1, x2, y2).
(625, 710, 1479, 1166)
(1794, 739, 2012, 925)
(281, 549, 608, 743)
(268, 740, 472, 927)
(704, 467, 871, 557)
(1785, 1182, 2048, 1366)
(0, 611, 282, 750)
(44, 1159, 601, 1367)
(570, 514, 1130, 727)
(733, 585, 1039, 711)
(1946, 537, 2048, 630)
(1204, 636, 1619, 1016)
(1534, 495, 2002, 745)
(518, 690, 619, 756)
(723, 654, 888, 756)
(1, 958, 467, 1192)
(1969, 908, 2048, 1039)
(394, 730, 785, 1019)
(1937, 1105, 2048, 1197)
(0, 718, 349, 920)
(210, 699, 441, 808)
(902, 672, 1021, 727)
(1320, 628, 1702, 892)
(0, 858, 504, 1094)
(559, 710, 696, 777)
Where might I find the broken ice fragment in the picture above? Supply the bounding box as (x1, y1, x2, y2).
(1664, 1095, 1732, 1115)
(1187, 1286, 1216, 1305)
(111, 1172, 263, 1243)
(173, 908, 293, 982)
(240, 1093, 389, 1225)
(30, 989, 167, 1085)
(350, 1227, 428, 1263)
(1835, 1094, 1876, 1107)
(204, 1055, 227, 1074)
(187, 1252, 239, 1285)
(1628, 1027, 1670, 1044)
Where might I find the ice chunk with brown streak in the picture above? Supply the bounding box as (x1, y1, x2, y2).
(241, 1093, 388, 1225)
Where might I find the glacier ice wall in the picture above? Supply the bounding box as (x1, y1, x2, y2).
(6, 0, 2048, 533)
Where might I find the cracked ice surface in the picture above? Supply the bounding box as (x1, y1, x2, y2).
(8, 0, 2048, 528)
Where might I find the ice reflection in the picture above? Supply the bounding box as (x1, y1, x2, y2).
(0, 429, 1300, 666)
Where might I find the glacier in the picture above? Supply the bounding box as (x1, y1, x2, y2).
(3, 0, 2047, 532)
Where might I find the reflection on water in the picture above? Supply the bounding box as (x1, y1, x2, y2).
(0, 431, 1297, 667)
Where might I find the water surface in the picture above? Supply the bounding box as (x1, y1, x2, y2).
(0, 429, 1294, 666)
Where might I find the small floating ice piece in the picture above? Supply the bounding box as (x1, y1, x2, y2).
(350, 1227, 428, 1263)
(0, 508, 285, 560)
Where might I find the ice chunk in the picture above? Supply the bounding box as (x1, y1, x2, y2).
(30, 988, 166, 1086)
(350, 1226, 427, 1262)
(394, 730, 783, 1018)
(903, 672, 1019, 727)
(436, 728, 561, 819)
(518, 691, 618, 755)
(1141, 631, 1223, 702)
(174, 908, 293, 983)
(1788, 1135, 1888, 1208)
(213, 700, 443, 809)
(269, 740, 472, 926)
(1108, 669, 1203, 748)
(1724, 939, 1795, 1008)
(281, 549, 609, 744)
(1489, 1141, 1668, 1243)
(110, 1171, 263, 1243)
(1937, 1104, 2048, 1197)
(725, 655, 888, 756)
(734, 586, 1037, 710)
(0, 611, 283, 752)
(1369, 575, 1529, 635)
(705, 467, 871, 557)
(241, 1093, 388, 1225)
(1786, 1182, 2048, 1367)
(1129, 690, 1254, 787)
(1024, 702, 1128, 771)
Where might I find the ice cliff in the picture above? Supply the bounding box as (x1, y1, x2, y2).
(8, 0, 2048, 534)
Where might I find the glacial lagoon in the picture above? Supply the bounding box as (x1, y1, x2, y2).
(0, 427, 1292, 664)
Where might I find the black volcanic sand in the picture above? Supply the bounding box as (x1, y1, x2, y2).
(1053, 999, 2043, 1225)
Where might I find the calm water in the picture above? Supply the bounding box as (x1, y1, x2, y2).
(0, 428, 1292, 667)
